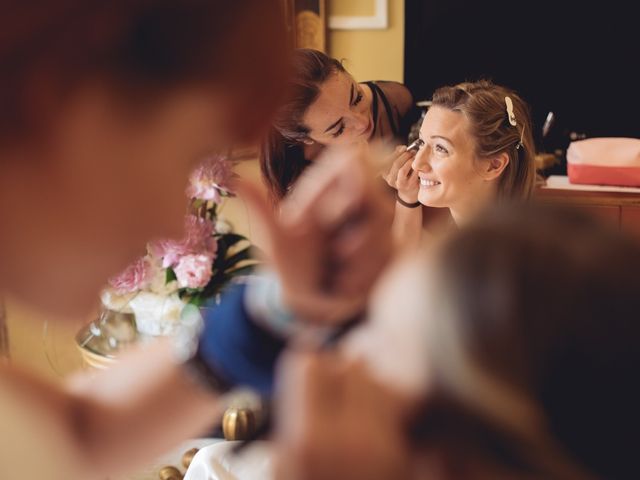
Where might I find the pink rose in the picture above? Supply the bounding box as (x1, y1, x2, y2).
(148, 215, 217, 268)
(187, 155, 235, 203)
(174, 254, 214, 289)
(148, 239, 188, 268)
(108, 257, 153, 294)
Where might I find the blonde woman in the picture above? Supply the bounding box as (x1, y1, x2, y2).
(392, 80, 537, 245)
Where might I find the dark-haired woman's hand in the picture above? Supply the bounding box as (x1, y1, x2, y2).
(395, 156, 420, 204)
(382, 146, 419, 204)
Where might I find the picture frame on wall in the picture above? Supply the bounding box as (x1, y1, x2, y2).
(329, 0, 388, 30)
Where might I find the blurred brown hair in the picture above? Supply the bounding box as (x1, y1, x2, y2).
(260, 49, 345, 199)
(0, 0, 288, 148)
(418, 204, 640, 479)
(431, 80, 536, 200)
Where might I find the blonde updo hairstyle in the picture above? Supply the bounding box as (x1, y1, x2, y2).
(431, 80, 536, 200)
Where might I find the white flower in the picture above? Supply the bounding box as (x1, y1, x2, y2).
(128, 291, 186, 336)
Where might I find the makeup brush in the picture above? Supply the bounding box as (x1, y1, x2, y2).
(542, 111, 555, 139)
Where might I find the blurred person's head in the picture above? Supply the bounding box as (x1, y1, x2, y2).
(0, 0, 287, 315)
(400, 204, 639, 479)
(261, 49, 375, 198)
(412, 80, 536, 224)
(275, 205, 639, 479)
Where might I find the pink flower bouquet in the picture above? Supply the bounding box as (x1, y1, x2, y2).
(101, 155, 258, 336)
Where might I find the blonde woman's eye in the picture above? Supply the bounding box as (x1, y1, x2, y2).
(353, 91, 363, 106)
(333, 123, 346, 138)
(435, 144, 449, 154)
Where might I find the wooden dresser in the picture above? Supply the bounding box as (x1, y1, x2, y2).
(536, 176, 640, 239)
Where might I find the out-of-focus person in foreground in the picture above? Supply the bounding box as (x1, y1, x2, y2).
(274, 204, 640, 480)
(0, 1, 292, 478)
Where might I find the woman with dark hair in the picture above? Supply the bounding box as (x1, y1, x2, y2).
(260, 48, 420, 200)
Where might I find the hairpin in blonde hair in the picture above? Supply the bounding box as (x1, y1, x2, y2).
(505, 96, 517, 127)
(505, 96, 525, 150)
(516, 124, 525, 150)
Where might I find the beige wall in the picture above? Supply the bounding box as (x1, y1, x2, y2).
(328, 0, 405, 83)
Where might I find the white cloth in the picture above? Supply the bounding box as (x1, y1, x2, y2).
(184, 441, 274, 480)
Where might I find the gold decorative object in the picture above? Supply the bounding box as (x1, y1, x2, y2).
(296, 10, 325, 51)
(284, 0, 326, 51)
(158, 465, 183, 480)
(535, 152, 561, 171)
(181, 447, 199, 470)
(222, 407, 257, 441)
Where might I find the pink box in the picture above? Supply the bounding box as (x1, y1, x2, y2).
(567, 138, 640, 188)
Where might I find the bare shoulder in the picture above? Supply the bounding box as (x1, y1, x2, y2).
(375, 81, 414, 117)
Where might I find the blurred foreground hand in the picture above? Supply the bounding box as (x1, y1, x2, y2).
(273, 351, 414, 480)
(239, 144, 394, 325)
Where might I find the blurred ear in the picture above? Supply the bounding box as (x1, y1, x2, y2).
(481, 152, 509, 181)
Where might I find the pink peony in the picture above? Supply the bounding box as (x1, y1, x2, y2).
(148, 238, 187, 268)
(186, 155, 235, 203)
(148, 215, 217, 268)
(109, 257, 153, 294)
(174, 254, 214, 289)
(184, 215, 218, 255)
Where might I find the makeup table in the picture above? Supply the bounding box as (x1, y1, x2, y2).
(537, 175, 640, 239)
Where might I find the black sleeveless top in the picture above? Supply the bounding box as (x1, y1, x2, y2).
(278, 81, 420, 197)
(365, 81, 421, 143)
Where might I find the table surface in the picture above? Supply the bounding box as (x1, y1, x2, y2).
(543, 175, 640, 194)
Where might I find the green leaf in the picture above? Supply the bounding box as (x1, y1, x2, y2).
(188, 296, 204, 307)
(225, 264, 258, 277)
(165, 267, 177, 284)
(212, 234, 247, 270)
(216, 233, 248, 248)
(208, 203, 218, 218)
(221, 246, 253, 269)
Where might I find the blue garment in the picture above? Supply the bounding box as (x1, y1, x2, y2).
(196, 283, 285, 395)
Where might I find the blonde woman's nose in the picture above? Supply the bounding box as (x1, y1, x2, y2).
(412, 146, 430, 171)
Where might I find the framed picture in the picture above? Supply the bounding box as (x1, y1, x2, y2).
(329, 0, 388, 30)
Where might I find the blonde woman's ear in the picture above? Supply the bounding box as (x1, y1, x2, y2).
(483, 152, 510, 181)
